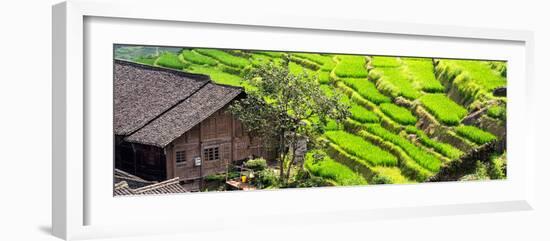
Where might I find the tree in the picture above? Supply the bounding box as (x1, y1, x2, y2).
(228, 58, 350, 184)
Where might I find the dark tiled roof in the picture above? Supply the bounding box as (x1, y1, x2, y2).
(114, 60, 243, 147)
(114, 169, 188, 196)
(114, 169, 156, 189)
(125, 83, 242, 147)
(114, 60, 210, 135)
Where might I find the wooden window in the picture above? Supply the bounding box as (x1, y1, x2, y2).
(175, 150, 186, 167)
(203, 147, 220, 161)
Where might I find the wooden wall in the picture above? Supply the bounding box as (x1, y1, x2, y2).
(166, 106, 274, 182)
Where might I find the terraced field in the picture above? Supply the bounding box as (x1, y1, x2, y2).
(116, 46, 508, 186)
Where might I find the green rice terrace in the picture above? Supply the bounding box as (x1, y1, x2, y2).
(115, 46, 507, 188)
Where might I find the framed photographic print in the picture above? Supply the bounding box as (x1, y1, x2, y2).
(52, 0, 535, 240)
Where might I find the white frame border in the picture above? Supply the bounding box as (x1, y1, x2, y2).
(52, 0, 535, 240)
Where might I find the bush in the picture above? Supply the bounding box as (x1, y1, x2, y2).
(488, 153, 506, 179)
(379, 103, 417, 125)
(204, 174, 225, 182)
(487, 105, 506, 120)
(244, 158, 268, 171)
(258, 169, 279, 187)
(371, 174, 393, 184)
(455, 125, 497, 145)
(419, 94, 468, 125)
(324, 130, 398, 166)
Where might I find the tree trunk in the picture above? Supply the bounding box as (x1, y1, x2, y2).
(278, 133, 285, 181)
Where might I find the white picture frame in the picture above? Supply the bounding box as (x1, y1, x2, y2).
(52, 0, 535, 240)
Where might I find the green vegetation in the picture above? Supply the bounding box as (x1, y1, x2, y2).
(195, 49, 250, 68)
(435, 59, 506, 106)
(363, 124, 441, 172)
(455, 125, 497, 145)
(304, 151, 368, 186)
(244, 158, 268, 171)
(115, 45, 508, 188)
(135, 56, 157, 65)
(370, 56, 401, 67)
(185, 65, 246, 88)
(350, 102, 379, 123)
(419, 94, 468, 125)
(325, 130, 398, 166)
(334, 55, 368, 78)
(370, 67, 421, 99)
(487, 105, 506, 120)
(371, 167, 411, 184)
(402, 58, 445, 93)
(180, 50, 218, 66)
(379, 103, 417, 125)
(341, 78, 391, 104)
(488, 152, 506, 179)
(156, 52, 184, 69)
(405, 126, 463, 159)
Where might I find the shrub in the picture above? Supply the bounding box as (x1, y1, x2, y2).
(334, 55, 368, 78)
(180, 50, 218, 66)
(488, 152, 506, 179)
(156, 52, 184, 69)
(204, 174, 225, 182)
(363, 124, 441, 172)
(258, 169, 279, 187)
(371, 174, 393, 184)
(487, 105, 506, 120)
(244, 158, 268, 171)
(195, 48, 250, 68)
(455, 125, 497, 145)
(379, 103, 417, 125)
(324, 130, 398, 166)
(419, 94, 468, 125)
(341, 78, 391, 104)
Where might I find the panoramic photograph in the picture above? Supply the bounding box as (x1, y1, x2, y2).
(112, 45, 507, 196)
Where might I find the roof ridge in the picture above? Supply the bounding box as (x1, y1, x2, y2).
(132, 177, 183, 193)
(114, 58, 211, 81)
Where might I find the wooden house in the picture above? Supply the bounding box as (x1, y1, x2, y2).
(114, 60, 274, 190)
